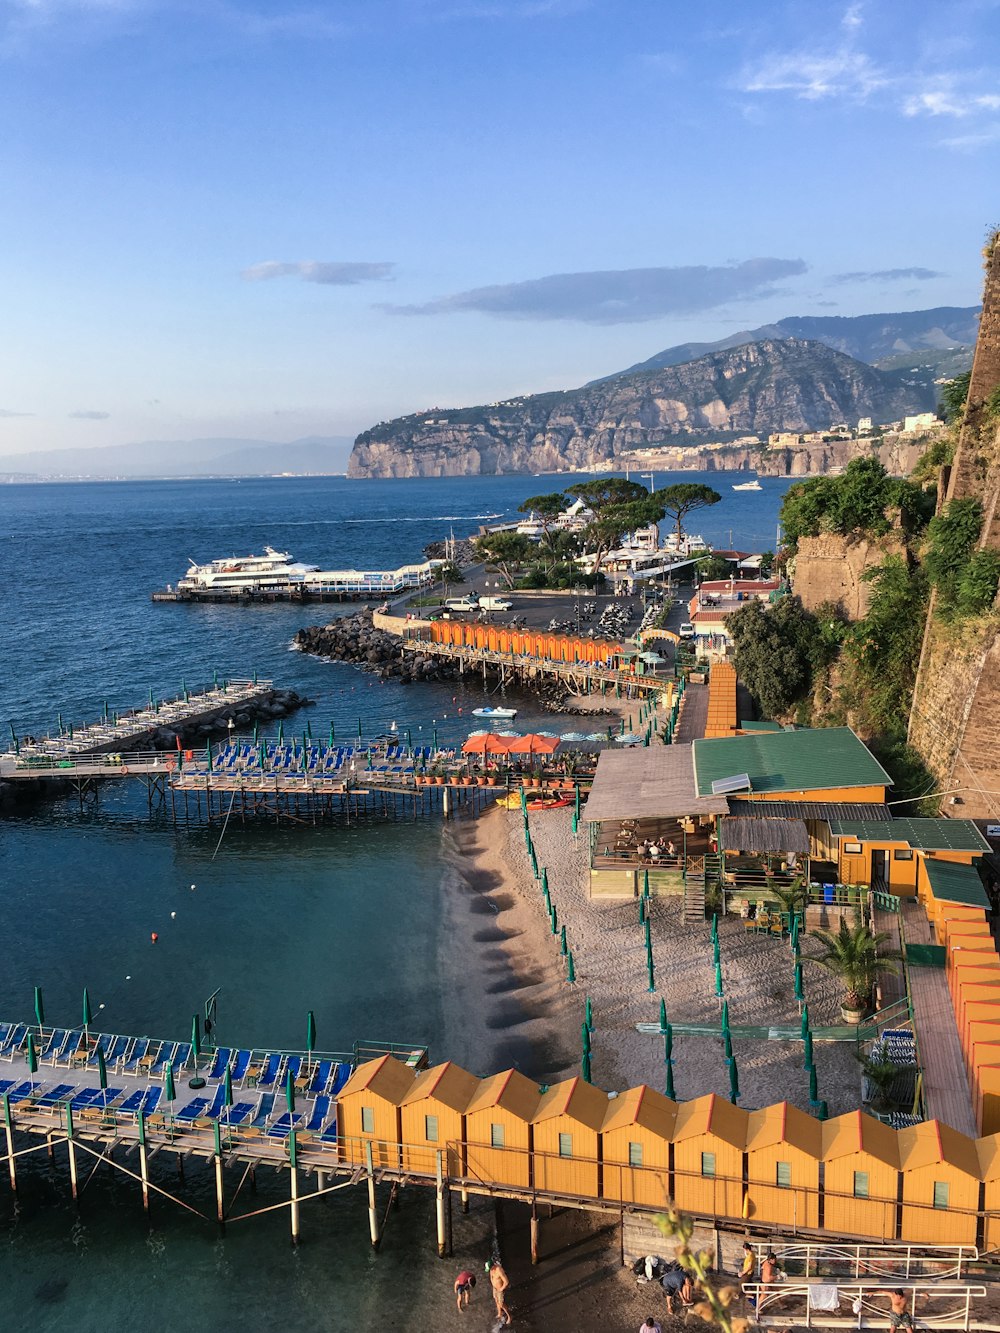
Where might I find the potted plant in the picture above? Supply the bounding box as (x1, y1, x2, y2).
(858, 1047, 916, 1115)
(812, 911, 899, 1023)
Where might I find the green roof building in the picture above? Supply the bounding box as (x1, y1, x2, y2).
(693, 727, 892, 799)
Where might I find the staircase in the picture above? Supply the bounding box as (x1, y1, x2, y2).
(682, 853, 722, 925)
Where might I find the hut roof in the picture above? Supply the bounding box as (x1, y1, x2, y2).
(897, 1120, 980, 1176)
(727, 798, 891, 821)
(672, 1093, 749, 1149)
(721, 815, 810, 854)
(923, 860, 990, 910)
(532, 1077, 609, 1132)
(694, 727, 890, 797)
(337, 1054, 416, 1104)
(821, 1110, 899, 1167)
(400, 1062, 480, 1113)
(602, 1085, 677, 1138)
(976, 1133, 1000, 1181)
(465, 1068, 540, 1120)
(584, 745, 729, 822)
(829, 817, 990, 852)
(746, 1102, 822, 1158)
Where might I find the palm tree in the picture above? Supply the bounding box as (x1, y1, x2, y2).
(858, 1047, 916, 1114)
(770, 875, 808, 917)
(812, 912, 899, 1016)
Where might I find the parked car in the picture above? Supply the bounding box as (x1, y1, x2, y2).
(678, 622, 696, 639)
(444, 597, 480, 612)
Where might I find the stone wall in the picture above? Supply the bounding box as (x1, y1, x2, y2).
(791, 531, 909, 621)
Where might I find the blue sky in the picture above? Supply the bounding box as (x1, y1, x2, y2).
(1, 0, 998, 454)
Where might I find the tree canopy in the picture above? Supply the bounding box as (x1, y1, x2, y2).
(653, 482, 722, 543)
(938, 370, 971, 424)
(726, 596, 822, 717)
(779, 457, 932, 551)
(472, 530, 533, 587)
(564, 479, 665, 573)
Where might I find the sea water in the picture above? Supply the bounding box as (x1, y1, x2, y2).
(0, 472, 793, 1329)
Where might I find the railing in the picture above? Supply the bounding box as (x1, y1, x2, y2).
(754, 1241, 977, 1280)
(741, 1281, 986, 1331)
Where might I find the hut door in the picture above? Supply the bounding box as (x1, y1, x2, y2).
(871, 850, 887, 892)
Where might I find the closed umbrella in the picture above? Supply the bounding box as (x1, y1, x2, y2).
(711, 913, 719, 941)
(82, 987, 93, 1049)
(581, 1050, 592, 1084)
(665, 1060, 675, 1100)
(27, 1031, 37, 1092)
(223, 1066, 233, 1115)
(663, 1020, 673, 1063)
(800, 1003, 810, 1042)
(581, 1021, 592, 1056)
(712, 936, 721, 966)
(643, 869, 650, 898)
(285, 1068, 296, 1115)
(306, 1010, 317, 1073)
(277, 720, 284, 745)
(729, 1056, 740, 1103)
(165, 1062, 176, 1106)
(658, 997, 667, 1032)
(191, 1014, 201, 1067)
(714, 960, 723, 998)
(205, 743, 213, 773)
(809, 1063, 819, 1103)
(793, 962, 804, 1002)
(97, 1045, 108, 1106)
(803, 1030, 814, 1069)
(34, 986, 44, 1042)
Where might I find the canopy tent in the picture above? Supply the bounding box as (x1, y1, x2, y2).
(462, 733, 514, 756)
(585, 745, 729, 823)
(504, 734, 560, 755)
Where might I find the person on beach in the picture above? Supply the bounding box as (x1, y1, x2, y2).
(879, 1289, 916, 1332)
(739, 1242, 756, 1282)
(661, 1268, 694, 1310)
(454, 1270, 476, 1312)
(640, 1320, 663, 1333)
(488, 1259, 512, 1325)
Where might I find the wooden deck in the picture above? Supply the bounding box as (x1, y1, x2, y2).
(674, 681, 708, 742)
(902, 902, 978, 1136)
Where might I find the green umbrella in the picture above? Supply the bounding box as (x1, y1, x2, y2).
(646, 946, 655, 993)
(658, 997, 667, 1031)
(644, 919, 651, 951)
(642, 869, 650, 898)
(582, 1021, 591, 1055)
(541, 868, 549, 898)
(551, 904, 558, 935)
(560, 925, 568, 956)
(306, 1010, 317, 1056)
(711, 913, 719, 940)
(721, 999, 730, 1033)
(567, 951, 576, 983)
(712, 937, 721, 966)
(253, 722, 260, 744)
(97, 1045, 108, 1103)
(724, 1028, 733, 1062)
(665, 1060, 675, 1100)
(581, 1050, 592, 1083)
(574, 785, 580, 820)
(82, 987, 93, 1047)
(205, 743, 213, 773)
(27, 1031, 37, 1075)
(306, 721, 313, 739)
(191, 1014, 201, 1066)
(165, 1062, 176, 1104)
(809, 1063, 819, 1103)
(793, 962, 804, 1002)
(585, 996, 593, 1031)
(663, 1021, 673, 1063)
(58, 711, 64, 733)
(33, 986, 44, 1038)
(223, 1066, 233, 1110)
(729, 1056, 740, 1103)
(803, 1030, 814, 1069)
(285, 1068, 296, 1114)
(330, 722, 336, 745)
(800, 1003, 811, 1041)
(277, 720, 284, 744)
(714, 960, 723, 997)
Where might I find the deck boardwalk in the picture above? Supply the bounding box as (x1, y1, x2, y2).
(903, 903, 977, 1136)
(674, 681, 708, 743)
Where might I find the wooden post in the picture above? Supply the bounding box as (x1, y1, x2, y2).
(3, 1095, 16, 1193)
(366, 1140, 381, 1250)
(66, 1104, 79, 1203)
(442, 786, 451, 820)
(530, 1201, 540, 1264)
(213, 1120, 225, 1232)
(289, 1129, 300, 1246)
(138, 1111, 150, 1216)
(435, 1150, 447, 1258)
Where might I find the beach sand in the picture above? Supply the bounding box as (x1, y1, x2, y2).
(432, 794, 869, 1329)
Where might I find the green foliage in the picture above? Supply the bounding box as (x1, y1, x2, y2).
(518, 492, 565, 521)
(759, 550, 775, 577)
(924, 497, 984, 614)
(779, 457, 931, 551)
(987, 386, 1000, 419)
(910, 435, 955, 484)
(844, 557, 928, 735)
(727, 596, 819, 717)
(565, 478, 648, 510)
(812, 911, 899, 1013)
(938, 370, 971, 424)
(869, 740, 940, 816)
(653, 482, 722, 542)
(472, 530, 534, 587)
(956, 549, 1000, 616)
(434, 562, 464, 585)
(696, 553, 731, 581)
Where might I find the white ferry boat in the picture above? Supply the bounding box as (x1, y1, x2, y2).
(177, 547, 318, 594)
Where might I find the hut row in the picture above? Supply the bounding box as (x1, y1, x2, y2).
(704, 662, 738, 739)
(428, 621, 623, 667)
(323, 1057, 1000, 1248)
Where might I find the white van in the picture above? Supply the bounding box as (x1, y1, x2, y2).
(479, 596, 513, 611)
(444, 597, 479, 612)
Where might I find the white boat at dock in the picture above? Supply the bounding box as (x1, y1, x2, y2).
(472, 706, 518, 719)
(160, 547, 441, 601)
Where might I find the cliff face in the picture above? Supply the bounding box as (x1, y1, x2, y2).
(349, 338, 933, 478)
(792, 531, 910, 621)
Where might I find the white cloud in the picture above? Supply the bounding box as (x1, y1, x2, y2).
(903, 79, 1000, 118)
(740, 47, 887, 101)
(0, 407, 34, 417)
(241, 260, 395, 285)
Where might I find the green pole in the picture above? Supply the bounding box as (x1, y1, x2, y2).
(646, 947, 655, 993)
(659, 997, 667, 1030)
(803, 1030, 814, 1069)
(665, 1060, 675, 1100)
(582, 1021, 591, 1055)
(585, 996, 593, 1031)
(560, 925, 568, 956)
(567, 951, 576, 983)
(639, 895, 646, 925)
(643, 869, 650, 898)
(663, 1020, 673, 1062)
(550, 904, 558, 935)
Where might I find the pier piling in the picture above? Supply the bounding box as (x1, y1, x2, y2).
(66, 1104, 79, 1203)
(530, 1202, 540, 1264)
(3, 1095, 15, 1193)
(289, 1130, 300, 1246)
(214, 1120, 226, 1233)
(365, 1140, 380, 1250)
(435, 1150, 447, 1258)
(138, 1111, 150, 1216)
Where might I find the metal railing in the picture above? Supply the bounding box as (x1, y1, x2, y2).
(741, 1281, 986, 1330)
(751, 1242, 978, 1280)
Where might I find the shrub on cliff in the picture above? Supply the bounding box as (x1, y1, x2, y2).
(923, 497, 984, 615)
(780, 457, 932, 551)
(727, 596, 824, 716)
(844, 556, 928, 735)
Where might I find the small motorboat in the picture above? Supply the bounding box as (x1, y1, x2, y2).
(472, 706, 517, 719)
(732, 479, 762, 491)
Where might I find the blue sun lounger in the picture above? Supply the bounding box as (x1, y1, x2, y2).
(40, 1029, 67, 1060)
(0, 1023, 9, 1048)
(122, 1038, 150, 1071)
(37, 1084, 77, 1108)
(175, 1097, 210, 1121)
(55, 1030, 82, 1063)
(249, 1093, 275, 1128)
(8, 1081, 40, 1102)
(266, 1112, 302, 1139)
(172, 1042, 192, 1069)
(103, 1035, 130, 1066)
(150, 1042, 178, 1075)
(119, 1086, 161, 1115)
(207, 1047, 232, 1080)
(205, 1085, 228, 1118)
(0, 1079, 15, 1096)
(225, 1101, 255, 1126)
(320, 1113, 339, 1144)
(87, 1035, 113, 1066)
(258, 1054, 282, 1088)
(329, 1062, 352, 1095)
(69, 1087, 104, 1110)
(304, 1095, 330, 1133)
(309, 1059, 333, 1095)
(0, 1024, 26, 1057)
(230, 1049, 251, 1082)
(283, 1056, 301, 1083)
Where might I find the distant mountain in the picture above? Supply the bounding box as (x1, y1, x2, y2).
(0, 436, 354, 480)
(349, 338, 935, 478)
(594, 306, 980, 381)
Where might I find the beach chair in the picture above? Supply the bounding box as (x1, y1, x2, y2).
(329, 1062, 352, 1096)
(150, 1042, 177, 1075)
(122, 1038, 150, 1072)
(225, 1101, 256, 1126)
(8, 1081, 40, 1104)
(36, 1084, 76, 1108)
(284, 1056, 302, 1083)
(119, 1088, 150, 1114)
(231, 1049, 252, 1083)
(40, 1029, 67, 1061)
(304, 1095, 331, 1133)
(0, 1079, 15, 1097)
(266, 1112, 302, 1139)
(249, 1092, 275, 1128)
(207, 1047, 232, 1080)
(2, 1024, 28, 1057)
(309, 1059, 333, 1095)
(172, 1042, 192, 1069)
(103, 1035, 130, 1066)
(55, 1030, 82, 1064)
(258, 1053, 282, 1088)
(87, 1034, 113, 1067)
(69, 1087, 104, 1110)
(204, 1084, 229, 1118)
(175, 1097, 210, 1122)
(320, 1112, 339, 1144)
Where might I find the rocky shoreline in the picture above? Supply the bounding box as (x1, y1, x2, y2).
(293, 612, 597, 713)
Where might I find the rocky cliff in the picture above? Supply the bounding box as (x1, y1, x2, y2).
(349, 339, 934, 478)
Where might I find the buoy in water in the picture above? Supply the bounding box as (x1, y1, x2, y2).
(190, 883, 196, 890)
(125, 975, 131, 981)
(151, 932, 158, 943)
(170, 911, 176, 919)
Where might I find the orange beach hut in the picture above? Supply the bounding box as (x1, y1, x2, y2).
(399, 1061, 479, 1177)
(745, 1101, 822, 1229)
(671, 1093, 748, 1220)
(464, 1068, 539, 1189)
(821, 1110, 899, 1240)
(531, 1077, 608, 1198)
(601, 1086, 676, 1206)
(897, 1119, 980, 1244)
(336, 1054, 415, 1168)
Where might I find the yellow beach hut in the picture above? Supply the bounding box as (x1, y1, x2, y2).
(531, 1077, 608, 1198)
(822, 1110, 899, 1240)
(464, 1068, 540, 1189)
(671, 1093, 748, 1221)
(897, 1120, 980, 1244)
(601, 1085, 676, 1206)
(745, 1101, 822, 1229)
(336, 1054, 415, 1168)
(976, 1133, 1000, 1252)
(399, 1061, 479, 1177)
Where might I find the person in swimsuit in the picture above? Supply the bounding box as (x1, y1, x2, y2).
(454, 1270, 476, 1312)
(489, 1259, 512, 1325)
(880, 1289, 915, 1332)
